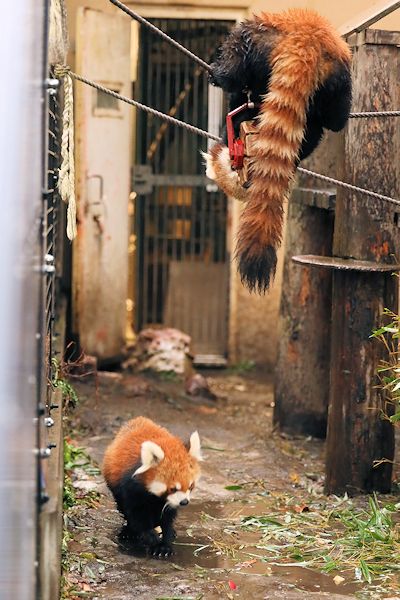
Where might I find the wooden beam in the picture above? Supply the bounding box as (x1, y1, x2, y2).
(125, 3, 247, 25)
(325, 30, 399, 495)
(339, 1, 400, 37)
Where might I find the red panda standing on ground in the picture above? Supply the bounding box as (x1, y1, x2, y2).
(204, 9, 352, 293)
(102, 417, 202, 558)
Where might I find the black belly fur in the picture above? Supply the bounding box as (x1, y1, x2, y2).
(107, 467, 178, 557)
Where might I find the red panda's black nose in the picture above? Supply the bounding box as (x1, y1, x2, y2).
(180, 498, 189, 506)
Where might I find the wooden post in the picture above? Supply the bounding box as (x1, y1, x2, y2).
(274, 134, 343, 438)
(274, 190, 334, 437)
(325, 30, 400, 494)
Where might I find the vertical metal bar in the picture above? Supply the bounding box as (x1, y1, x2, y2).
(143, 25, 153, 326)
(191, 51, 200, 265)
(181, 22, 190, 266)
(134, 24, 144, 330)
(162, 21, 172, 320)
(199, 24, 208, 261)
(151, 23, 162, 324)
(172, 19, 179, 265)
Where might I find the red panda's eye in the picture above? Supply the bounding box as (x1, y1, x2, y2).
(189, 483, 194, 491)
(170, 486, 177, 494)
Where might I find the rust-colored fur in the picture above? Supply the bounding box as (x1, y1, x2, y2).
(205, 9, 351, 292)
(103, 417, 200, 491)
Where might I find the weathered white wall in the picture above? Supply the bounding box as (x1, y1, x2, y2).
(73, 8, 132, 362)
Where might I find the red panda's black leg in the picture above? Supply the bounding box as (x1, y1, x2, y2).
(150, 508, 177, 558)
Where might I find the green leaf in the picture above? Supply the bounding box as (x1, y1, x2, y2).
(360, 559, 372, 584)
(225, 485, 243, 491)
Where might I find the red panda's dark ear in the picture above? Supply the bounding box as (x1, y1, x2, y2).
(133, 441, 164, 476)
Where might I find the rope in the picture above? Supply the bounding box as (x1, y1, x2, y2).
(68, 69, 221, 142)
(298, 167, 400, 207)
(350, 110, 400, 118)
(56, 67, 400, 208)
(109, 0, 212, 73)
(55, 65, 77, 240)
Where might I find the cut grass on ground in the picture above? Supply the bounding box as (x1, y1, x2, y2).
(238, 493, 400, 594)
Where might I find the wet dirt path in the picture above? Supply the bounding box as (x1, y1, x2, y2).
(65, 370, 363, 599)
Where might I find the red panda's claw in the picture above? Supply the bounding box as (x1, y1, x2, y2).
(150, 542, 174, 558)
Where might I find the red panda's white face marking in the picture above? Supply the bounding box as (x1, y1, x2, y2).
(148, 480, 167, 496)
(165, 478, 199, 507)
(135, 431, 202, 507)
(166, 485, 190, 508)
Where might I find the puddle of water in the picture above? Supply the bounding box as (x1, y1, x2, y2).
(115, 498, 361, 597)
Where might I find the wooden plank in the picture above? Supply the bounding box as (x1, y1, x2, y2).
(364, 27, 400, 44)
(126, 2, 248, 21)
(348, 28, 400, 46)
(127, 0, 248, 9)
(274, 195, 334, 438)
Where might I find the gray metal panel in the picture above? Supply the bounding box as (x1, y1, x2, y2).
(0, 1, 46, 598)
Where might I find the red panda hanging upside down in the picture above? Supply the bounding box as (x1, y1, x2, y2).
(102, 417, 202, 558)
(204, 9, 352, 293)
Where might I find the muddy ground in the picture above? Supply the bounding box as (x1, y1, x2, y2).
(64, 369, 399, 600)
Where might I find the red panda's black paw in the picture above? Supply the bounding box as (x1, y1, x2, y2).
(150, 543, 174, 558)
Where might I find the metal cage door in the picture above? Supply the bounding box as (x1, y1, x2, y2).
(133, 19, 232, 364)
